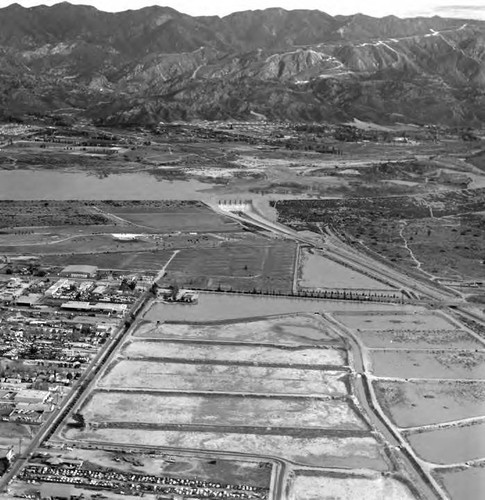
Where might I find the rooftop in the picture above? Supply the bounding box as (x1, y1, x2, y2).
(61, 265, 98, 274)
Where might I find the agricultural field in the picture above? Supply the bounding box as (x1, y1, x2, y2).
(369, 350, 485, 379)
(291, 473, 417, 500)
(80, 392, 365, 430)
(63, 428, 386, 470)
(298, 248, 393, 291)
(162, 239, 297, 293)
(121, 340, 347, 367)
(406, 422, 485, 464)
(98, 360, 348, 396)
(134, 314, 343, 346)
(374, 380, 485, 427)
(334, 311, 453, 331)
(42, 249, 176, 271)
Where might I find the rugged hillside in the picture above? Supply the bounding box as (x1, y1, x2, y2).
(0, 2, 484, 125)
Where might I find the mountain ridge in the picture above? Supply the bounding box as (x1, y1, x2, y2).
(0, 3, 484, 126)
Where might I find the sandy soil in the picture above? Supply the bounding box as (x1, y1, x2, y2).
(134, 314, 342, 346)
(121, 340, 346, 366)
(291, 473, 417, 500)
(99, 360, 347, 396)
(83, 392, 365, 430)
(64, 428, 387, 470)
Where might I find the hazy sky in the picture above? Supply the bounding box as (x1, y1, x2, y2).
(3, 0, 485, 19)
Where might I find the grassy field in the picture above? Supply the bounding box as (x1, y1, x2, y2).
(162, 240, 297, 293)
(83, 392, 364, 430)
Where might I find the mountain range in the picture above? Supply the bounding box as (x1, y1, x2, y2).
(0, 2, 484, 126)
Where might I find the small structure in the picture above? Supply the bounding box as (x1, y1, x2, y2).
(60, 301, 127, 315)
(14, 389, 50, 405)
(112, 233, 140, 241)
(60, 265, 98, 279)
(0, 446, 14, 462)
(16, 294, 42, 307)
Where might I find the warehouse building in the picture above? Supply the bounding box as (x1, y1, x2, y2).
(60, 265, 98, 279)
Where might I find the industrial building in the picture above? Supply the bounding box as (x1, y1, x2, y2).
(59, 265, 98, 279)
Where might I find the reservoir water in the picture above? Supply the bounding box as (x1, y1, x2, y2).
(0, 170, 212, 200)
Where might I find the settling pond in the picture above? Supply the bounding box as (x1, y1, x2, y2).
(145, 292, 419, 323)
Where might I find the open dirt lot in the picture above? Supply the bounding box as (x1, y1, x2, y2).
(335, 312, 453, 331)
(42, 249, 175, 270)
(291, 473, 417, 500)
(163, 240, 297, 293)
(99, 360, 348, 396)
(374, 380, 485, 428)
(435, 466, 485, 500)
(40, 446, 270, 487)
(0, 421, 33, 455)
(112, 210, 239, 233)
(63, 428, 386, 470)
(298, 249, 393, 290)
(407, 422, 485, 464)
(82, 392, 365, 430)
(370, 350, 485, 379)
(134, 315, 342, 346)
(355, 328, 482, 349)
(121, 340, 346, 367)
